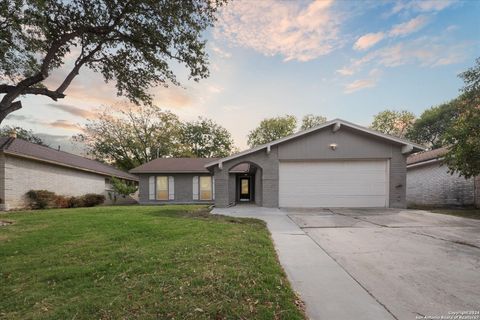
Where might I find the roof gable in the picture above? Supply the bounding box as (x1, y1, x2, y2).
(205, 119, 426, 168)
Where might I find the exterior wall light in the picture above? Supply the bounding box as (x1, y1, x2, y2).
(329, 143, 337, 150)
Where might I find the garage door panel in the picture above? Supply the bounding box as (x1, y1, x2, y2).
(279, 160, 388, 208)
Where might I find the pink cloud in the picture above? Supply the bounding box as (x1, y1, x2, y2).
(389, 15, 429, 37)
(215, 0, 343, 62)
(353, 32, 385, 51)
(344, 78, 377, 94)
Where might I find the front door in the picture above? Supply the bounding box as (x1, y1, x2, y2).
(239, 177, 251, 201)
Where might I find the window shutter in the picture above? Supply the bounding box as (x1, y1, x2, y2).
(148, 176, 155, 200)
(212, 177, 215, 200)
(193, 176, 199, 200)
(168, 176, 175, 200)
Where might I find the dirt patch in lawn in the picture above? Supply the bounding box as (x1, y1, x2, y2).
(0, 220, 13, 227)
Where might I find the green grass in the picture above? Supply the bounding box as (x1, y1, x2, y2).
(0, 205, 304, 320)
(427, 208, 480, 220)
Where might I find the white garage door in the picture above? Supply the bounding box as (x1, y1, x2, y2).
(279, 160, 388, 208)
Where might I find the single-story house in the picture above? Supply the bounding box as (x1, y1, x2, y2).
(131, 119, 424, 208)
(407, 147, 480, 208)
(0, 135, 138, 210)
(130, 158, 249, 205)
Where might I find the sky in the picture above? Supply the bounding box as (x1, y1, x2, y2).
(4, 0, 480, 152)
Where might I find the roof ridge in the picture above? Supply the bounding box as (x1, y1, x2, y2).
(13, 137, 131, 173)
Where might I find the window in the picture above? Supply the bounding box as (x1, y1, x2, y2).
(156, 176, 168, 200)
(199, 176, 212, 200)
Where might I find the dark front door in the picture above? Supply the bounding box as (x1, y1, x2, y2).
(239, 177, 251, 201)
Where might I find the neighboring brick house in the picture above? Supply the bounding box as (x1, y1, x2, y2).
(0, 136, 138, 210)
(407, 147, 480, 208)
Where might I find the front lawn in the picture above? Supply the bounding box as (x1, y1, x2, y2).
(0, 205, 304, 319)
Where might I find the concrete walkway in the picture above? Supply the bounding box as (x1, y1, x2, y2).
(212, 206, 395, 320)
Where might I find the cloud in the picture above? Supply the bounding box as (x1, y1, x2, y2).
(215, 0, 343, 62)
(369, 37, 467, 67)
(341, 36, 468, 77)
(344, 68, 382, 94)
(388, 15, 429, 37)
(210, 44, 232, 59)
(46, 103, 97, 119)
(5, 114, 28, 121)
(392, 0, 457, 13)
(152, 86, 193, 108)
(353, 15, 428, 52)
(207, 85, 223, 94)
(353, 32, 385, 51)
(336, 67, 355, 76)
(48, 120, 82, 131)
(344, 78, 377, 94)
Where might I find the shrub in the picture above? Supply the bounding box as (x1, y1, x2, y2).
(67, 196, 84, 208)
(81, 194, 105, 207)
(25, 190, 106, 210)
(26, 190, 56, 209)
(53, 195, 70, 208)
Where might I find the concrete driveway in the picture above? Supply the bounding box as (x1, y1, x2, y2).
(213, 206, 480, 320)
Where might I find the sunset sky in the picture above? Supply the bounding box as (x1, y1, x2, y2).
(4, 0, 480, 152)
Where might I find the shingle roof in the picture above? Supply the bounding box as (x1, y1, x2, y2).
(0, 137, 138, 181)
(407, 147, 448, 165)
(130, 157, 249, 174)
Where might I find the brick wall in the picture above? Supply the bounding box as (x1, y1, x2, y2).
(2, 154, 122, 210)
(407, 161, 475, 207)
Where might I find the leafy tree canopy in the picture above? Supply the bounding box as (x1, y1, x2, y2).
(443, 57, 480, 178)
(0, 125, 46, 145)
(370, 110, 415, 138)
(76, 105, 236, 170)
(75, 105, 182, 171)
(301, 114, 327, 130)
(176, 117, 235, 158)
(247, 115, 297, 147)
(406, 98, 462, 148)
(0, 0, 225, 123)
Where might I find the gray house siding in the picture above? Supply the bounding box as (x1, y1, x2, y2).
(137, 173, 214, 204)
(407, 161, 475, 207)
(213, 126, 409, 208)
(0, 154, 133, 210)
(213, 146, 279, 207)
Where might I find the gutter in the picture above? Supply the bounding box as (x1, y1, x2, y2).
(407, 158, 442, 169)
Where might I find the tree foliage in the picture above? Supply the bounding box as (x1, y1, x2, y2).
(0, 0, 225, 123)
(176, 117, 234, 158)
(75, 105, 182, 171)
(77, 105, 235, 170)
(0, 125, 46, 145)
(370, 110, 415, 138)
(301, 114, 327, 130)
(406, 98, 462, 148)
(247, 115, 297, 147)
(443, 58, 480, 178)
(110, 177, 138, 203)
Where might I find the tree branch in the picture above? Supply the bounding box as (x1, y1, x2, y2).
(0, 85, 65, 101)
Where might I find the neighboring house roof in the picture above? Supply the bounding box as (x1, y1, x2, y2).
(0, 137, 138, 181)
(407, 147, 448, 166)
(205, 118, 426, 168)
(130, 157, 250, 174)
